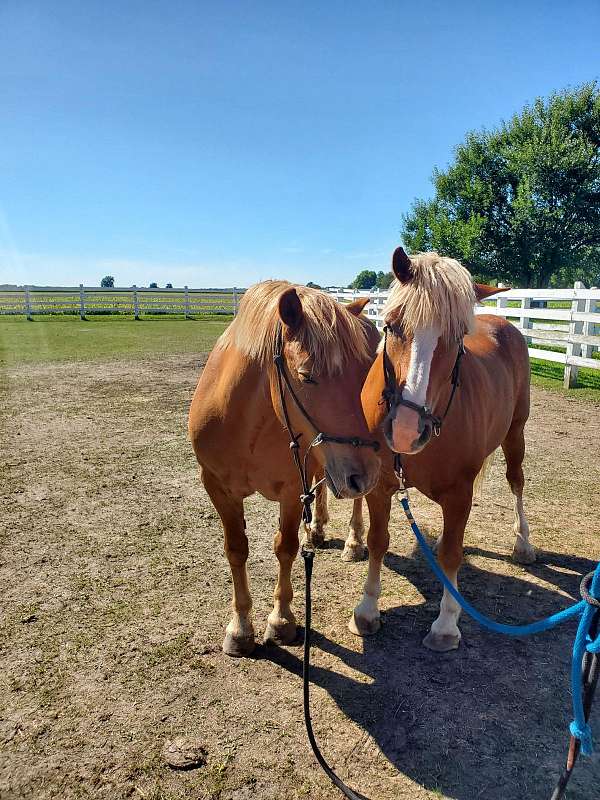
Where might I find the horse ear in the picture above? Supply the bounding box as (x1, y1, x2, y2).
(346, 297, 370, 316)
(392, 247, 413, 283)
(473, 283, 510, 302)
(278, 287, 304, 330)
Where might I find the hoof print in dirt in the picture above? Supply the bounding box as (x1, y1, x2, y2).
(162, 736, 208, 770)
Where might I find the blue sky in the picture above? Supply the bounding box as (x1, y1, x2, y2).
(1, 1, 599, 288)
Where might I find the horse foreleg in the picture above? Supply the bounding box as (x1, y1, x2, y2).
(202, 469, 255, 657)
(264, 496, 302, 645)
(423, 487, 472, 652)
(306, 473, 328, 548)
(341, 498, 367, 562)
(502, 424, 535, 564)
(349, 488, 392, 635)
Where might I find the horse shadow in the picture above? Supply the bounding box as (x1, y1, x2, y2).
(260, 545, 600, 800)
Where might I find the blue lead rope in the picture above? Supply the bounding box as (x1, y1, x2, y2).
(397, 492, 600, 755)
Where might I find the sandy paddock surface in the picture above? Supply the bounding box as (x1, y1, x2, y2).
(1, 353, 599, 800)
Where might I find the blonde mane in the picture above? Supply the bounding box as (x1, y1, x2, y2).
(384, 252, 475, 342)
(219, 280, 371, 375)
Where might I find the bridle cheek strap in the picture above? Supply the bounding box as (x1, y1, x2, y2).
(273, 323, 379, 525)
(381, 326, 465, 437)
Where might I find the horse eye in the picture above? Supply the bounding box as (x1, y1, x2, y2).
(393, 323, 406, 342)
(299, 372, 317, 385)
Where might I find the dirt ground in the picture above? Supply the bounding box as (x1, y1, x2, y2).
(1, 353, 599, 800)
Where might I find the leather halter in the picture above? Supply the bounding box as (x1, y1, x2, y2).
(273, 323, 379, 524)
(381, 324, 465, 437)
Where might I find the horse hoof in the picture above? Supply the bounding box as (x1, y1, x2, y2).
(304, 529, 326, 548)
(222, 631, 255, 658)
(423, 631, 460, 652)
(348, 611, 381, 636)
(512, 545, 536, 565)
(341, 543, 366, 562)
(263, 619, 297, 646)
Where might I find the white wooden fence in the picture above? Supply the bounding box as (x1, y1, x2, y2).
(0, 285, 242, 319)
(328, 283, 600, 389)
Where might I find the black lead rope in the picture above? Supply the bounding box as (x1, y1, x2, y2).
(272, 323, 377, 797)
(302, 546, 371, 800)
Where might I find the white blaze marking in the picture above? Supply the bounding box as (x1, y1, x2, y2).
(403, 325, 441, 406)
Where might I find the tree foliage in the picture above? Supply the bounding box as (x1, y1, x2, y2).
(402, 83, 600, 287)
(376, 270, 394, 290)
(100, 275, 115, 287)
(350, 270, 378, 289)
(149, 282, 158, 288)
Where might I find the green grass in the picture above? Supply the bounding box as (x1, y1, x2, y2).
(0, 314, 231, 365)
(1, 313, 599, 402)
(530, 358, 600, 400)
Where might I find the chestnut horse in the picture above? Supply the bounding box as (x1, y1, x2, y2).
(340, 248, 534, 652)
(188, 280, 381, 656)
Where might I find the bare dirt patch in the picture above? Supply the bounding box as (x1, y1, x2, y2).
(1, 355, 599, 800)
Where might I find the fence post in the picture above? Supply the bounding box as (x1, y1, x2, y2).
(496, 286, 508, 314)
(564, 281, 585, 389)
(133, 286, 140, 320)
(233, 287, 238, 315)
(24, 286, 33, 320)
(580, 295, 594, 360)
(79, 284, 86, 319)
(184, 286, 190, 319)
(521, 297, 532, 345)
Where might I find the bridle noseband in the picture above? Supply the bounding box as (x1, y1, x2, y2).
(381, 324, 465, 438)
(273, 323, 379, 524)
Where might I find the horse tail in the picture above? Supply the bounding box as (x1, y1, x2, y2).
(473, 450, 496, 499)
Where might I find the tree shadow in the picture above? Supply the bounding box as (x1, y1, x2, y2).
(261, 547, 599, 800)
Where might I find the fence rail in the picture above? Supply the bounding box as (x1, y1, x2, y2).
(328, 282, 600, 389)
(0, 285, 243, 319)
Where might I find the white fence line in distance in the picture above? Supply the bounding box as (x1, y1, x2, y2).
(0, 286, 244, 320)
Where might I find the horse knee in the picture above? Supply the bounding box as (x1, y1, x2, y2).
(224, 539, 249, 567)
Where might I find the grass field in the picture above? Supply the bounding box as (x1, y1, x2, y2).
(0, 315, 232, 365)
(1, 315, 599, 401)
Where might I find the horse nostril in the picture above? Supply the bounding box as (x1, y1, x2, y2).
(418, 423, 432, 447)
(348, 473, 365, 494)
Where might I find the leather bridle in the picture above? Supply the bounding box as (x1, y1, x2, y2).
(273, 323, 379, 525)
(381, 324, 465, 438)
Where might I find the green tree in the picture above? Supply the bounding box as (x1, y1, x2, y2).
(376, 270, 394, 290)
(149, 282, 158, 288)
(402, 83, 600, 287)
(165, 282, 173, 288)
(306, 281, 322, 289)
(350, 270, 378, 290)
(100, 275, 115, 287)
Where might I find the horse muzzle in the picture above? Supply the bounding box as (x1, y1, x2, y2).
(385, 405, 434, 454)
(325, 456, 380, 499)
